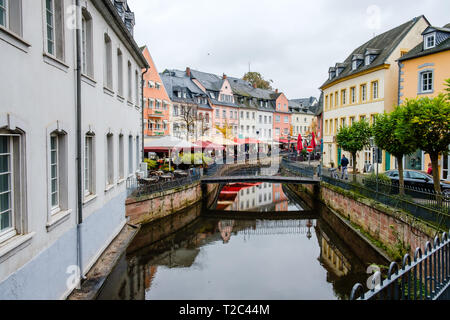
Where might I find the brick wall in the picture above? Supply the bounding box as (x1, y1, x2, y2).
(320, 184, 436, 259)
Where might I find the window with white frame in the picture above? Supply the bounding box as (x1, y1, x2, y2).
(365, 55, 371, 66)
(49, 132, 67, 213)
(284, 116, 288, 123)
(351, 87, 356, 103)
(424, 34, 436, 49)
(106, 134, 114, 186)
(127, 61, 132, 101)
(136, 136, 140, 169)
(361, 84, 367, 102)
(118, 134, 124, 180)
(128, 135, 133, 174)
(352, 60, 357, 70)
(104, 34, 113, 90)
(45, 0, 64, 60)
(117, 49, 123, 96)
(135, 70, 139, 105)
(0, 133, 22, 242)
(84, 133, 95, 196)
(420, 70, 433, 93)
(0, 0, 22, 36)
(372, 81, 378, 99)
(81, 9, 93, 77)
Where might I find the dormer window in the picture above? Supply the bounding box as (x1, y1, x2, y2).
(365, 55, 371, 66)
(424, 33, 436, 49)
(352, 61, 357, 70)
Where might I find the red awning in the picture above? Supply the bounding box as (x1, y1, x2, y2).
(234, 138, 262, 144)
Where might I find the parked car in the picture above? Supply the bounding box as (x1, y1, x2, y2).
(384, 170, 450, 199)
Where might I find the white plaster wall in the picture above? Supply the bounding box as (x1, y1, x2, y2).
(0, 0, 142, 299)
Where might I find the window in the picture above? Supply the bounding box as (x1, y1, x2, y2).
(372, 81, 378, 100)
(341, 89, 346, 105)
(49, 132, 67, 214)
(269, 116, 272, 123)
(284, 116, 288, 123)
(104, 34, 113, 90)
(49, 134, 59, 210)
(106, 134, 114, 186)
(424, 34, 435, 49)
(259, 115, 262, 123)
(81, 9, 93, 77)
(276, 115, 280, 123)
(330, 93, 333, 108)
(84, 134, 94, 196)
(420, 71, 433, 93)
(136, 136, 140, 169)
(352, 60, 357, 70)
(117, 50, 123, 96)
(45, 0, 64, 59)
(128, 136, 133, 174)
(350, 117, 355, 126)
(155, 82, 161, 89)
(361, 84, 367, 102)
(135, 70, 139, 105)
(341, 118, 346, 128)
(118, 135, 124, 180)
(215, 109, 220, 118)
(365, 55, 371, 66)
(246, 112, 249, 119)
(335, 92, 338, 107)
(173, 105, 178, 116)
(0, 133, 23, 241)
(127, 61, 132, 101)
(223, 110, 226, 118)
(350, 87, 356, 103)
(0, 0, 22, 36)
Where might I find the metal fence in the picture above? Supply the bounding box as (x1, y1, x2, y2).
(350, 231, 450, 300)
(321, 171, 450, 229)
(280, 158, 316, 178)
(127, 173, 201, 198)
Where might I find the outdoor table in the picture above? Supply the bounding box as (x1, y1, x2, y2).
(160, 174, 173, 181)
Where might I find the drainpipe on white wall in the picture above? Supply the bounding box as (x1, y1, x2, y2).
(75, 0, 85, 288)
(141, 67, 149, 162)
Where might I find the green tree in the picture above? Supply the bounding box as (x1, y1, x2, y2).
(445, 78, 450, 100)
(336, 119, 372, 182)
(242, 72, 273, 90)
(403, 95, 450, 196)
(373, 108, 417, 195)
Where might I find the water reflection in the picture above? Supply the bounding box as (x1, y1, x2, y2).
(217, 182, 303, 212)
(97, 183, 387, 300)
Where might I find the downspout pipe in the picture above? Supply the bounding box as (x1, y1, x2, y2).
(142, 67, 149, 162)
(75, 0, 84, 286)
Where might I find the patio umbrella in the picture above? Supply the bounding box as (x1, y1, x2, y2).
(297, 134, 303, 152)
(311, 132, 317, 149)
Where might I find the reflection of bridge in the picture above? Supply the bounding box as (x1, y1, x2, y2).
(201, 176, 320, 185)
(237, 220, 315, 236)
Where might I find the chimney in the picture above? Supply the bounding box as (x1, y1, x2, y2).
(186, 67, 191, 77)
(253, 83, 257, 89)
(275, 89, 279, 94)
(222, 74, 227, 80)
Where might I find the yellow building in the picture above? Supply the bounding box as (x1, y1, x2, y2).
(320, 16, 429, 173)
(398, 23, 450, 180)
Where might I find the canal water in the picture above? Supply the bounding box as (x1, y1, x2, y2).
(98, 176, 388, 300)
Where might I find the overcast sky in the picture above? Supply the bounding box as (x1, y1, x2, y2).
(128, 0, 449, 99)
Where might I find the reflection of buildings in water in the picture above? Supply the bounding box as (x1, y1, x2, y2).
(218, 220, 235, 243)
(315, 225, 351, 278)
(216, 183, 263, 211)
(237, 182, 273, 211)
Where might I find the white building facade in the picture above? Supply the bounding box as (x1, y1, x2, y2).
(0, 0, 147, 299)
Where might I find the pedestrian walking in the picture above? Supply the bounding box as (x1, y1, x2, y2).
(427, 163, 432, 175)
(341, 154, 349, 180)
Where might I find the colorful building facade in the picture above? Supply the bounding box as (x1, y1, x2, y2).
(142, 46, 171, 136)
(398, 22, 450, 180)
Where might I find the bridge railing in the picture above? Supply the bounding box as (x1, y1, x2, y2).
(350, 231, 450, 300)
(127, 173, 201, 198)
(280, 157, 316, 178)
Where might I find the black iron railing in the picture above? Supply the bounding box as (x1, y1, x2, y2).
(127, 173, 201, 198)
(321, 172, 450, 229)
(280, 158, 316, 178)
(350, 231, 450, 300)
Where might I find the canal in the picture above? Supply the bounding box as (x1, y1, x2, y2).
(98, 172, 388, 300)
